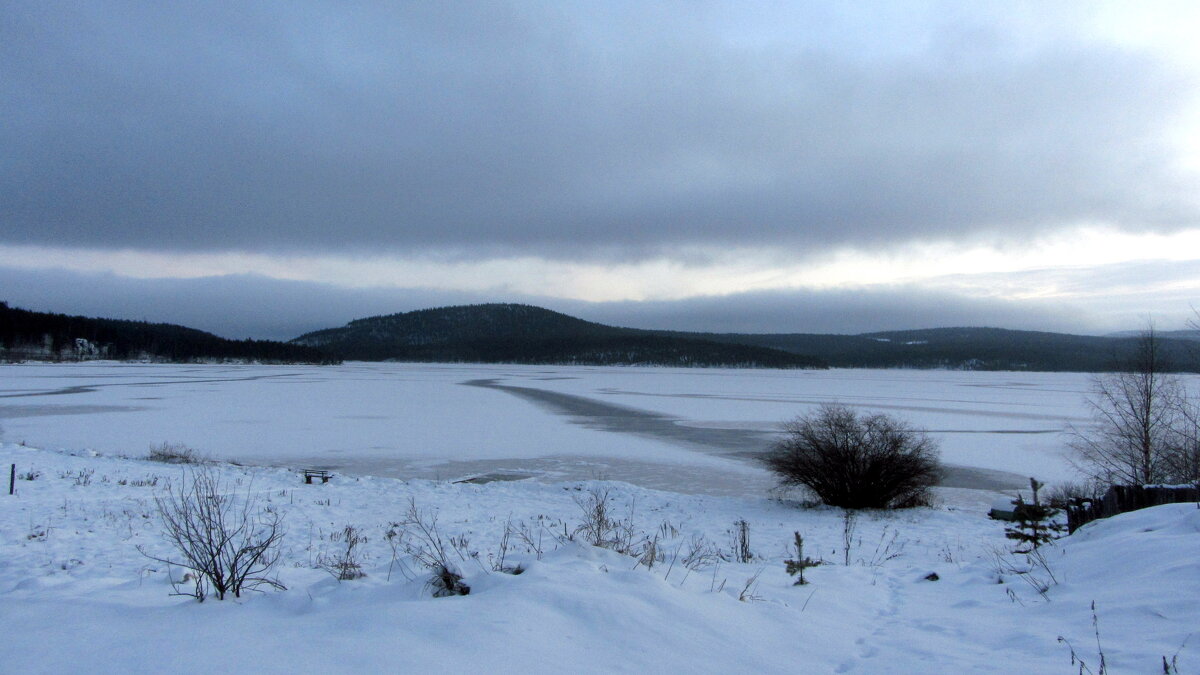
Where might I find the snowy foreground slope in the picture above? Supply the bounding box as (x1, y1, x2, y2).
(2, 443, 1197, 674)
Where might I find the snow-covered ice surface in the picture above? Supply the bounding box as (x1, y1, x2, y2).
(0, 362, 1101, 494)
(3, 363, 1197, 672)
(1, 442, 1197, 673)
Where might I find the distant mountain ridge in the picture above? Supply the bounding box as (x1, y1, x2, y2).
(7, 300, 1197, 371)
(675, 326, 1200, 371)
(293, 304, 825, 368)
(0, 302, 335, 364)
(1106, 329, 1200, 341)
(295, 304, 1200, 372)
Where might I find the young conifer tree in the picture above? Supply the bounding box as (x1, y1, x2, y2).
(1005, 478, 1066, 553)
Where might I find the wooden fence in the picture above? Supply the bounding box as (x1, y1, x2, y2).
(1065, 485, 1199, 534)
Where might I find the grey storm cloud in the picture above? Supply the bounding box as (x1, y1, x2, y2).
(2, 1, 1197, 259)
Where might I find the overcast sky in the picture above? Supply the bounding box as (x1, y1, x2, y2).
(3, 1, 1199, 338)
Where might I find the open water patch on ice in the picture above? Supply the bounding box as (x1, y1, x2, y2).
(0, 404, 146, 418)
(462, 378, 1031, 493)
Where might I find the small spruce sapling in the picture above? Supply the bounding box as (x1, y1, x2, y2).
(1006, 478, 1066, 553)
(784, 531, 821, 585)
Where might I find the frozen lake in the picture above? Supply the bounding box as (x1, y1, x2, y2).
(0, 362, 1101, 496)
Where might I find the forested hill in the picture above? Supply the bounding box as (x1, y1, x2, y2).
(653, 326, 1200, 372)
(292, 304, 826, 368)
(0, 302, 336, 364)
(297, 304, 1200, 372)
(10, 299, 1194, 371)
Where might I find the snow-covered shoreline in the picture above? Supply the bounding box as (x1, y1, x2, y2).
(2, 442, 1196, 673)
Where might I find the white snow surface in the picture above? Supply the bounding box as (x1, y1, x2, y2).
(1, 442, 1197, 673)
(2, 363, 1197, 672)
(0, 362, 1097, 490)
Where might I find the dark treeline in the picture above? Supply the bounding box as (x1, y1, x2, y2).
(334, 334, 825, 368)
(667, 326, 1200, 372)
(297, 303, 1200, 372)
(0, 302, 337, 364)
(10, 300, 1197, 371)
(294, 303, 826, 368)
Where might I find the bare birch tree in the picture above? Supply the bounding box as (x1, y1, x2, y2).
(1071, 327, 1184, 485)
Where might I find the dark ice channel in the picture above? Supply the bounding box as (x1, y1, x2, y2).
(462, 378, 1028, 491)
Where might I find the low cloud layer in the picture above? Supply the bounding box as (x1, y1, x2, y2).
(3, 2, 1197, 261)
(4, 264, 1176, 342)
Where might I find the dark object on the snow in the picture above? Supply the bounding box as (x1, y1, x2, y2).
(924, 572, 939, 581)
(1065, 484, 1199, 533)
(432, 566, 470, 597)
(303, 469, 332, 484)
(987, 498, 1021, 522)
(8, 463, 14, 495)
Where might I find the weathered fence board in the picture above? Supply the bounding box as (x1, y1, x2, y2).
(1066, 485, 1199, 533)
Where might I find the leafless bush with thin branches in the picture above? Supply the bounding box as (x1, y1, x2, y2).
(146, 442, 208, 465)
(139, 465, 285, 601)
(737, 569, 764, 602)
(390, 499, 470, 596)
(730, 518, 754, 563)
(681, 534, 722, 571)
(764, 404, 942, 509)
(571, 488, 646, 555)
(316, 525, 368, 581)
(988, 543, 1058, 602)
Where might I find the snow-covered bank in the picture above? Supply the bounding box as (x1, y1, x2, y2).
(2, 443, 1195, 673)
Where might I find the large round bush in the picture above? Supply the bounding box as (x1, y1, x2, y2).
(764, 404, 942, 509)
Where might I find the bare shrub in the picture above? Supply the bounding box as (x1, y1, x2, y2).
(317, 525, 368, 581)
(737, 569, 764, 602)
(988, 543, 1058, 602)
(139, 465, 285, 601)
(1058, 601, 1109, 675)
(1043, 480, 1101, 509)
(147, 442, 207, 465)
(841, 509, 857, 566)
(571, 488, 644, 555)
(763, 404, 942, 509)
(680, 535, 722, 571)
(390, 499, 470, 596)
(637, 536, 661, 570)
(730, 519, 753, 563)
(509, 517, 557, 561)
(862, 526, 906, 567)
(490, 521, 526, 575)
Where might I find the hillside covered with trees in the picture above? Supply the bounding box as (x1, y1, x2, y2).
(670, 326, 1200, 371)
(8, 300, 1197, 371)
(292, 304, 826, 368)
(0, 302, 336, 364)
(296, 304, 1200, 372)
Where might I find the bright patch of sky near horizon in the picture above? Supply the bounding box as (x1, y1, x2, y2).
(2, 226, 1198, 305)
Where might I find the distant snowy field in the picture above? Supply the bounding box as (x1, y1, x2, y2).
(2, 364, 1198, 672)
(0, 362, 1098, 492)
